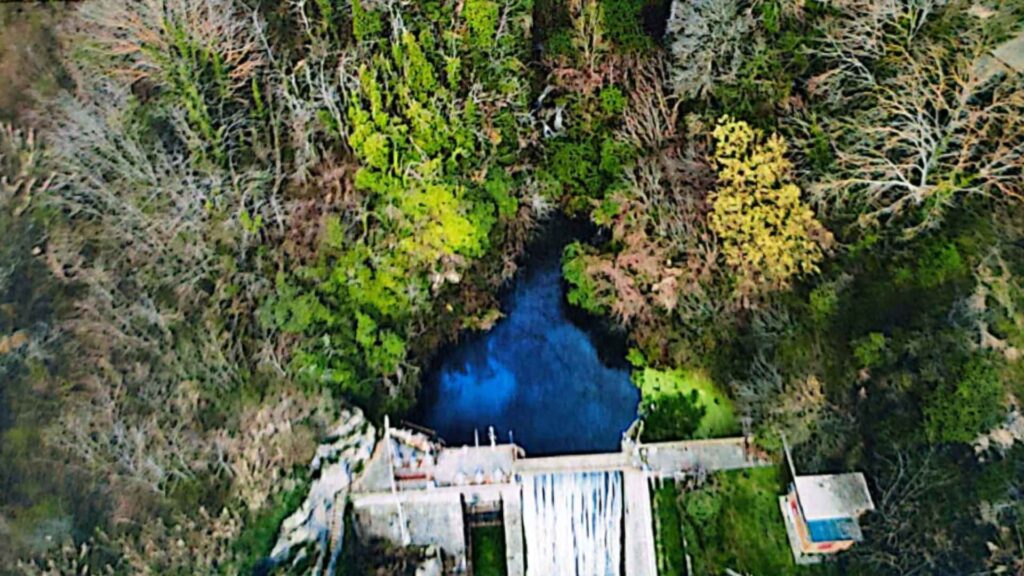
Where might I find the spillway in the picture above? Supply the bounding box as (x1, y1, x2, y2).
(521, 471, 623, 576)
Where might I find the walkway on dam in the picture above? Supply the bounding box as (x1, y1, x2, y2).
(512, 451, 629, 475)
(353, 435, 765, 495)
(510, 436, 764, 478)
(624, 469, 658, 576)
(637, 437, 764, 476)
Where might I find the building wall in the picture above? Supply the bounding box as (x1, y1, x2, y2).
(784, 492, 856, 555)
(351, 492, 467, 561)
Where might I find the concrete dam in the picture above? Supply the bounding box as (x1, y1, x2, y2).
(346, 420, 770, 575)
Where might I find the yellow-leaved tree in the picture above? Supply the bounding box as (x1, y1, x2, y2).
(709, 117, 832, 295)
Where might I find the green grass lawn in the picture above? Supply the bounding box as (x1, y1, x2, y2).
(652, 483, 687, 575)
(636, 367, 740, 439)
(652, 466, 833, 576)
(471, 525, 507, 576)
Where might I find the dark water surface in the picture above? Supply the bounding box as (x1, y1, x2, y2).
(420, 237, 639, 456)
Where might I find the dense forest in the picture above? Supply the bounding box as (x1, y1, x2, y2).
(1, 0, 1023, 574)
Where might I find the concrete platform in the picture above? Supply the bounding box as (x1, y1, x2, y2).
(639, 437, 766, 476)
(624, 470, 658, 576)
(501, 486, 525, 576)
(435, 444, 517, 486)
(351, 489, 467, 563)
(512, 451, 629, 474)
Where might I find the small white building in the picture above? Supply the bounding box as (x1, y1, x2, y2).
(779, 472, 875, 564)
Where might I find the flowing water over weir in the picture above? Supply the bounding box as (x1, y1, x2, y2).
(521, 471, 624, 576)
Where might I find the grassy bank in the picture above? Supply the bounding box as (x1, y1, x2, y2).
(652, 466, 829, 576)
(652, 483, 687, 575)
(471, 525, 507, 576)
(636, 367, 740, 440)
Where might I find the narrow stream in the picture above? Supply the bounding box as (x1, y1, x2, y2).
(419, 228, 639, 456)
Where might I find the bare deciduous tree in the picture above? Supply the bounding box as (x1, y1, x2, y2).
(568, 0, 607, 73)
(112, 507, 243, 575)
(814, 49, 1024, 233)
(666, 0, 758, 100)
(809, 0, 948, 104)
(808, 2, 1024, 235)
(620, 56, 680, 152)
(853, 447, 959, 576)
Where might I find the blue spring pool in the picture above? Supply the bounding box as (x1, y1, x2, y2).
(419, 243, 639, 456)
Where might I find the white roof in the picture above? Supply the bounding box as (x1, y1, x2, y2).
(434, 444, 516, 486)
(795, 473, 875, 521)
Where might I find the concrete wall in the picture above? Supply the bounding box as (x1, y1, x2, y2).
(351, 492, 467, 562)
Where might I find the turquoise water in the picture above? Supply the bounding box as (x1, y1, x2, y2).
(420, 244, 639, 455)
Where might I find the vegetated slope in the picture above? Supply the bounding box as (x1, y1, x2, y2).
(0, 0, 1022, 575)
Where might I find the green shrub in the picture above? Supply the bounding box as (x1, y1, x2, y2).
(642, 387, 706, 441)
(808, 283, 838, 324)
(231, 477, 311, 574)
(592, 197, 621, 227)
(352, 0, 383, 42)
(599, 85, 627, 118)
(599, 136, 634, 177)
(545, 28, 576, 59)
(916, 242, 965, 288)
(853, 332, 887, 368)
(269, 0, 535, 412)
(653, 484, 686, 574)
(563, 242, 608, 315)
(464, 0, 500, 50)
(600, 0, 656, 52)
(485, 169, 519, 219)
(546, 140, 602, 198)
(626, 347, 648, 368)
(925, 356, 1006, 444)
(683, 487, 721, 524)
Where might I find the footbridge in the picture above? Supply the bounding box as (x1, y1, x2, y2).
(349, 423, 771, 576)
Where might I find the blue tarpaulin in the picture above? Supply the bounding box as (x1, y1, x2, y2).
(806, 517, 863, 542)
